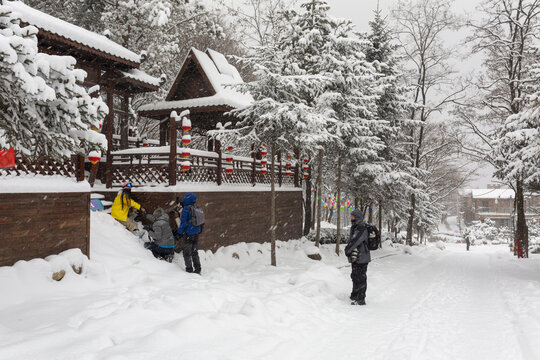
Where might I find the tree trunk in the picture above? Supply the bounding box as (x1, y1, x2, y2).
(378, 201, 383, 248)
(311, 186, 317, 229)
(303, 174, 312, 236)
(368, 202, 373, 224)
(335, 155, 342, 256)
(515, 178, 529, 258)
(270, 142, 277, 266)
(406, 193, 416, 246)
(315, 149, 324, 247)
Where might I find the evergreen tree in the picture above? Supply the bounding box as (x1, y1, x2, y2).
(0, 4, 107, 160)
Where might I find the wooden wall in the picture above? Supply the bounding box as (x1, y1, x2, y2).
(102, 190, 303, 251)
(0, 192, 90, 267)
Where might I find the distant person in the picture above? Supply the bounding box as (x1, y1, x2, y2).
(177, 193, 204, 274)
(144, 207, 175, 262)
(465, 230, 471, 251)
(111, 181, 146, 233)
(345, 209, 371, 305)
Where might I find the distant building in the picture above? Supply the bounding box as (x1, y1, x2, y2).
(461, 186, 540, 227)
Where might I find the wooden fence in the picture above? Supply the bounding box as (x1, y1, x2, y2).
(109, 147, 299, 188)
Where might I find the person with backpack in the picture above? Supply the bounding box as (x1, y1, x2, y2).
(177, 192, 204, 274)
(143, 207, 175, 262)
(345, 209, 372, 305)
(111, 181, 146, 233)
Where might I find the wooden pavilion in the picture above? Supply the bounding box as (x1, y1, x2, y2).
(5, 1, 164, 185)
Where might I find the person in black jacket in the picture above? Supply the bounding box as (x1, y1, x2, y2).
(345, 209, 371, 305)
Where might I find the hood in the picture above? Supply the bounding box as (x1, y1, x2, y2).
(152, 207, 169, 221)
(351, 209, 364, 224)
(182, 192, 197, 206)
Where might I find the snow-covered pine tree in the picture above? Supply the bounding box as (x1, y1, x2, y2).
(23, 0, 106, 32)
(360, 6, 419, 236)
(234, 12, 330, 265)
(0, 4, 107, 161)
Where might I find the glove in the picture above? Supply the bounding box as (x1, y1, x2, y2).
(140, 208, 146, 214)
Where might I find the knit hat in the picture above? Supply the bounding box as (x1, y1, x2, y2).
(122, 181, 132, 190)
(351, 209, 363, 222)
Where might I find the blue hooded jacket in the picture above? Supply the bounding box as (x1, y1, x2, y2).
(177, 192, 202, 236)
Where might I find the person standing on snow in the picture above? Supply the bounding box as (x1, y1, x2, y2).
(465, 230, 471, 251)
(177, 192, 202, 274)
(111, 181, 146, 233)
(345, 209, 371, 305)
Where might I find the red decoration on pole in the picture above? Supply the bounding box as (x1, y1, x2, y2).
(261, 168, 268, 175)
(225, 167, 233, 175)
(181, 150, 191, 158)
(285, 170, 292, 176)
(0, 147, 15, 168)
(261, 159, 268, 166)
(88, 151, 101, 165)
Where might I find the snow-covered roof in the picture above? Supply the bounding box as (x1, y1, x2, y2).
(139, 48, 253, 113)
(465, 189, 515, 199)
(120, 69, 164, 88)
(8, 1, 142, 65)
(140, 93, 251, 112)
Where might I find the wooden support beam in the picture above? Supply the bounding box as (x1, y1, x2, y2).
(120, 95, 129, 149)
(278, 151, 282, 188)
(216, 140, 222, 186)
(105, 78, 114, 189)
(169, 114, 177, 186)
(294, 147, 300, 188)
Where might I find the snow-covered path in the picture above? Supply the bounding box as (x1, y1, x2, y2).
(1, 213, 540, 360)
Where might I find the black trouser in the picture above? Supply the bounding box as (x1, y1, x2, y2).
(182, 234, 201, 273)
(144, 242, 174, 260)
(466, 242, 470, 251)
(351, 263, 368, 301)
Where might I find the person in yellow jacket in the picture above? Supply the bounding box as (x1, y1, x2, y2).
(111, 181, 146, 232)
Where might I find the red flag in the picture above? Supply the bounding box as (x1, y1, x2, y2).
(0, 147, 15, 168)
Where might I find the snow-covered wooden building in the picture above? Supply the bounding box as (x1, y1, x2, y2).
(139, 48, 253, 147)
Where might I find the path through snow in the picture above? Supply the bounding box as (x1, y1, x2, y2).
(1, 212, 539, 360)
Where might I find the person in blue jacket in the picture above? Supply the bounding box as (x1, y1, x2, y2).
(177, 192, 202, 274)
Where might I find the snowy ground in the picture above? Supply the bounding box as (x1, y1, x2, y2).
(1, 213, 540, 360)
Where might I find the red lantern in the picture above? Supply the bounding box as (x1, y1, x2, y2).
(285, 170, 292, 176)
(287, 155, 292, 161)
(304, 159, 309, 164)
(303, 165, 309, 171)
(182, 118, 192, 132)
(143, 140, 149, 147)
(88, 151, 101, 165)
(181, 162, 191, 172)
(304, 173, 309, 179)
(261, 168, 268, 175)
(286, 163, 291, 169)
(226, 156, 233, 163)
(227, 145, 234, 152)
(181, 150, 191, 158)
(225, 167, 233, 175)
(182, 135, 191, 146)
(261, 150, 268, 157)
(261, 159, 268, 166)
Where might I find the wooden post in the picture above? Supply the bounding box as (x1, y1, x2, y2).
(159, 118, 168, 146)
(293, 147, 300, 188)
(169, 113, 177, 186)
(105, 79, 114, 189)
(251, 143, 256, 186)
(216, 140, 222, 186)
(278, 151, 282, 187)
(75, 154, 85, 182)
(120, 96, 129, 149)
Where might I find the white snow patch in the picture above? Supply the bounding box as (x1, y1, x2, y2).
(0, 175, 90, 193)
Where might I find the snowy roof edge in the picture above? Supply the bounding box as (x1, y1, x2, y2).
(7, 1, 142, 65)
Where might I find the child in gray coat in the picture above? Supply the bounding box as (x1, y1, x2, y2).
(144, 207, 175, 262)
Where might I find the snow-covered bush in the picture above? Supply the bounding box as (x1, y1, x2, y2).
(0, 5, 107, 160)
(466, 219, 510, 245)
(307, 228, 348, 245)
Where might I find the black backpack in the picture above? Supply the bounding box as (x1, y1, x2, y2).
(366, 224, 380, 250)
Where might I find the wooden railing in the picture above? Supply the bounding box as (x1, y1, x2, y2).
(109, 146, 299, 188)
(0, 154, 83, 180)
